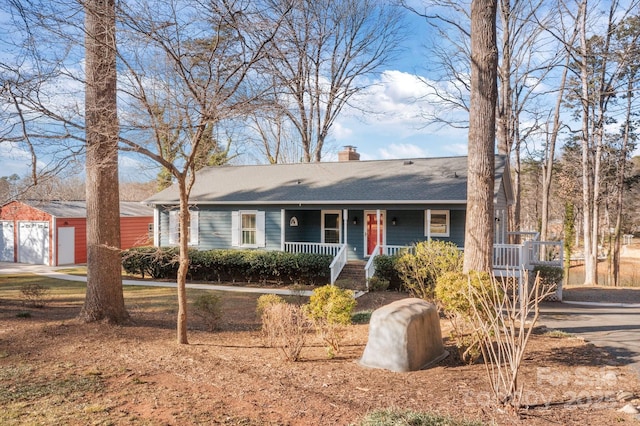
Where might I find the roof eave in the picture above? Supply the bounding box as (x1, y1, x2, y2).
(145, 199, 469, 206)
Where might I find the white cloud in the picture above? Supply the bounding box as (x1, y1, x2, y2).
(0, 143, 35, 177)
(379, 143, 430, 159)
(330, 70, 468, 159)
(443, 143, 468, 156)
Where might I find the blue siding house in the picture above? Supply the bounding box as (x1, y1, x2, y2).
(144, 148, 516, 284)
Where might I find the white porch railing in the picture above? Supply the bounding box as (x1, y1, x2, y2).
(493, 241, 563, 270)
(493, 244, 524, 270)
(329, 244, 348, 285)
(364, 245, 380, 285)
(284, 242, 345, 284)
(507, 231, 540, 242)
(284, 242, 342, 257)
(526, 240, 563, 268)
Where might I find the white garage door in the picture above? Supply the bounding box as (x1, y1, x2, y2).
(0, 221, 14, 262)
(18, 222, 50, 265)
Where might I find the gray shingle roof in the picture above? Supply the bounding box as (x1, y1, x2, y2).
(18, 200, 153, 218)
(145, 155, 508, 205)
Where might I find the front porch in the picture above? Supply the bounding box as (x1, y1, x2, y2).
(284, 231, 563, 300)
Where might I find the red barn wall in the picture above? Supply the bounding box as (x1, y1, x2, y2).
(1, 201, 152, 265)
(121, 216, 153, 249)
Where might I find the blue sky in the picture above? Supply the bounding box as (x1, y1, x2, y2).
(2, 4, 464, 181)
(2, 6, 468, 182)
(4, 1, 637, 181)
(324, 10, 472, 162)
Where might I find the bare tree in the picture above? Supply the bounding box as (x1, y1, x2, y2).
(464, 0, 498, 273)
(405, 0, 568, 238)
(1, 1, 85, 192)
(79, 0, 128, 323)
(539, 11, 579, 243)
(116, 0, 285, 343)
(257, 0, 406, 162)
(609, 15, 640, 286)
(569, 0, 640, 285)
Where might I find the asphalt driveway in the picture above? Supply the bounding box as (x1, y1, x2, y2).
(539, 302, 640, 376)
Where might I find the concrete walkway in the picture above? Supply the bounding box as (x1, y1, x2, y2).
(0, 262, 365, 297)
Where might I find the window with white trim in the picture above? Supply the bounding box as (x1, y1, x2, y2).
(242, 213, 257, 245)
(425, 210, 450, 237)
(168, 210, 199, 246)
(322, 210, 341, 244)
(232, 210, 266, 247)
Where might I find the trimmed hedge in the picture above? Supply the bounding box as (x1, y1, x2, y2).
(121, 246, 332, 286)
(372, 254, 403, 290)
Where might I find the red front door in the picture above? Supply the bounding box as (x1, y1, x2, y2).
(366, 212, 384, 256)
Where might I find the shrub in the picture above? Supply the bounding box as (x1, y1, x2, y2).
(533, 265, 563, 294)
(357, 408, 484, 426)
(396, 240, 463, 301)
(192, 293, 222, 331)
(435, 271, 495, 364)
(372, 255, 402, 289)
(20, 283, 50, 308)
(256, 294, 285, 317)
(260, 302, 310, 361)
(366, 276, 389, 292)
(306, 285, 356, 357)
(464, 273, 554, 409)
(257, 294, 286, 346)
(121, 246, 179, 279)
(120, 247, 332, 285)
(351, 311, 372, 324)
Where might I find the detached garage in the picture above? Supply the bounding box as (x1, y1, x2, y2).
(0, 200, 153, 266)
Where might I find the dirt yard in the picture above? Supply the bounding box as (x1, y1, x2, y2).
(1, 275, 640, 426)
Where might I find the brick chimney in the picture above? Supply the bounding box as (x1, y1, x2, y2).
(338, 145, 360, 161)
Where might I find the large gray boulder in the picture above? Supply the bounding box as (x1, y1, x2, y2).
(360, 298, 447, 372)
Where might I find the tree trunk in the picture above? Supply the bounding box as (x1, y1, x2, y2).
(577, 0, 597, 285)
(177, 178, 190, 344)
(612, 77, 634, 286)
(540, 47, 572, 243)
(79, 0, 128, 323)
(496, 0, 511, 157)
(463, 0, 498, 274)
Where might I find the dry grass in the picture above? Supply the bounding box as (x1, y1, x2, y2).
(1, 274, 639, 425)
(566, 247, 640, 287)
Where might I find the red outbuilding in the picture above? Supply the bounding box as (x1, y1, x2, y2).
(0, 200, 153, 266)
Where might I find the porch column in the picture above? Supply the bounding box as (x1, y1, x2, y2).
(343, 209, 348, 246)
(426, 209, 431, 241)
(280, 209, 285, 251)
(376, 209, 381, 250)
(153, 207, 160, 247)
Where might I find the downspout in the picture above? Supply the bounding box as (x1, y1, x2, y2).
(426, 209, 432, 241)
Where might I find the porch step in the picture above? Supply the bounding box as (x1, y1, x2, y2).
(337, 261, 367, 284)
